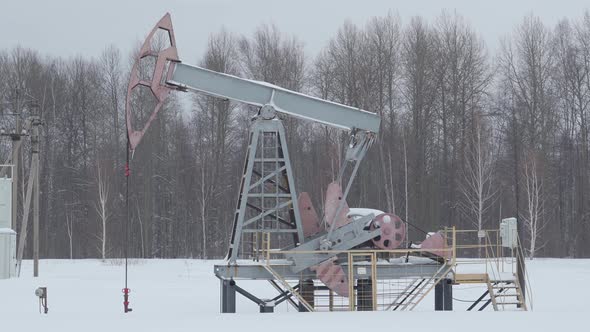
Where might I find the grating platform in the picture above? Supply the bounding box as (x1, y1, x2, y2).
(214, 257, 449, 281)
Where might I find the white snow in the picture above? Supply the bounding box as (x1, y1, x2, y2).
(347, 208, 385, 218)
(0, 258, 588, 331)
(0, 228, 15, 234)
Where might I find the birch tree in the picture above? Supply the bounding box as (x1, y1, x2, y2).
(522, 151, 547, 259)
(193, 29, 240, 258)
(95, 161, 111, 260)
(433, 12, 491, 228)
(459, 114, 497, 255)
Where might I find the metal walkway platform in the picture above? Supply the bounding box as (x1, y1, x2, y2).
(214, 258, 448, 281)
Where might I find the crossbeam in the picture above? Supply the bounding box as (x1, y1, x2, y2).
(168, 63, 381, 133)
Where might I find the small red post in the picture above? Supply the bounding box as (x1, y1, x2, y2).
(123, 288, 132, 313)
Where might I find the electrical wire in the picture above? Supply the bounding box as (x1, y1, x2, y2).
(403, 220, 429, 236)
(453, 297, 481, 303)
(123, 137, 132, 313)
(125, 144, 129, 289)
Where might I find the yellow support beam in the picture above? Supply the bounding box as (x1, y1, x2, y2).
(454, 273, 490, 284)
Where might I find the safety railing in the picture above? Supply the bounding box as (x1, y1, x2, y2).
(444, 228, 533, 311)
(516, 236, 534, 310)
(253, 228, 456, 311)
(249, 226, 532, 312)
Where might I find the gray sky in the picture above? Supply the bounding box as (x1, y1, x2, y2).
(0, 0, 589, 62)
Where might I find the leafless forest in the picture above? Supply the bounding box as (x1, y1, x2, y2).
(1, 11, 589, 260)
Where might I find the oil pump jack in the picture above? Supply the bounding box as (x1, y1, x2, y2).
(126, 13, 453, 313)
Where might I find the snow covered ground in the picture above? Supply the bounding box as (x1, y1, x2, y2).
(1, 258, 588, 331)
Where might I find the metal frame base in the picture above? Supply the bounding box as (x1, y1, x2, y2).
(216, 259, 453, 313)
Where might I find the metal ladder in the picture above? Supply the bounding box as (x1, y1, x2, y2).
(262, 263, 315, 312)
(385, 278, 426, 310)
(486, 276, 527, 311)
(388, 264, 453, 311)
(465, 274, 527, 311)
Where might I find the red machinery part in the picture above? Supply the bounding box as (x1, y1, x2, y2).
(298, 192, 324, 237)
(122, 287, 132, 313)
(126, 13, 179, 150)
(421, 232, 451, 259)
(324, 182, 351, 228)
(370, 213, 406, 250)
(312, 258, 349, 297)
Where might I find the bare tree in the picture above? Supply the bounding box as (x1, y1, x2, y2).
(65, 211, 74, 259)
(193, 29, 241, 258)
(99, 46, 122, 147)
(401, 17, 438, 228)
(433, 12, 492, 229)
(402, 128, 409, 244)
(499, 15, 555, 258)
(522, 151, 547, 259)
(459, 115, 497, 255)
(94, 160, 111, 260)
(366, 12, 402, 213)
(500, 15, 555, 150)
(552, 17, 590, 257)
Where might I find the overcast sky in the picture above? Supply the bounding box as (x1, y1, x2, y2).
(1, 0, 589, 62)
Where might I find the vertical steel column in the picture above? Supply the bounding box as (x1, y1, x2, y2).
(220, 279, 236, 313)
(275, 121, 304, 245)
(227, 128, 259, 262)
(434, 279, 453, 311)
(298, 279, 314, 312)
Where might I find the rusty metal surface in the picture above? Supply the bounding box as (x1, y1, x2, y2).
(126, 13, 179, 150)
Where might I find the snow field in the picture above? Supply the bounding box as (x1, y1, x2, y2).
(0, 258, 588, 331)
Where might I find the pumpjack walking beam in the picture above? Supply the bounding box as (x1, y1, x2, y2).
(168, 63, 380, 133)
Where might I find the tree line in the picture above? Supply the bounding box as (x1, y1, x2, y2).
(1, 10, 589, 260)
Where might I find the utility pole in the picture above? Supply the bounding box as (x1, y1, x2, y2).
(13, 115, 41, 277)
(511, 97, 525, 304)
(2, 89, 42, 277)
(11, 90, 20, 231)
(32, 110, 41, 277)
